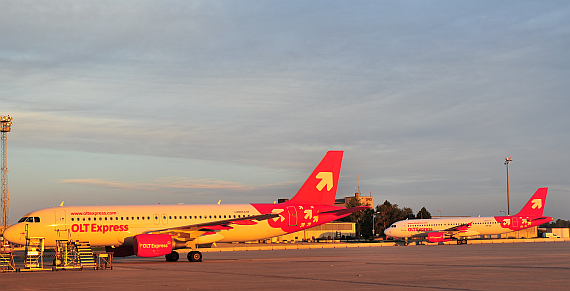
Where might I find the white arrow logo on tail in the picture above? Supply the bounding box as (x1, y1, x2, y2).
(315, 172, 333, 191)
(531, 199, 542, 209)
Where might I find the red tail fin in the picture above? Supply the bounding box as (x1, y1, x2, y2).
(287, 151, 343, 205)
(514, 188, 548, 217)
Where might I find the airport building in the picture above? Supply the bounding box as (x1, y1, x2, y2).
(270, 221, 356, 243)
(334, 190, 373, 207)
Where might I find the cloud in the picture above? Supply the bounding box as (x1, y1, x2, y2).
(59, 177, 257, 193)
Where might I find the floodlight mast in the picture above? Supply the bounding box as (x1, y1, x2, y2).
(1, 115, 12, 233)
(504, 156, 512, 216)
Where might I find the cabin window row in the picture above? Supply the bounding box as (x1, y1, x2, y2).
(406, 221, 500, 227)
(69, 214, 253, 222)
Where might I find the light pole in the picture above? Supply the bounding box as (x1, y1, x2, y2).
(372, 210, 375, 238)
(504, 157, 513, 216)
(500, 210, 506, 216)
(438, 209, 441, 217)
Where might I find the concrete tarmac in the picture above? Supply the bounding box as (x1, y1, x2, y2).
(1, 241, 569, 290)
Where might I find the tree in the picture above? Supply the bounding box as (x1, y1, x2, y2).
(375, 200, 414, 237)
(416, 207, 431, 219)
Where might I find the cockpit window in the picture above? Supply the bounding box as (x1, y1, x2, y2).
(18, 216, 40, 223)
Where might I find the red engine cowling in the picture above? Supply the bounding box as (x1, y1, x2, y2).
(133, 234, 173, 257)
(427, 232, 451, 243)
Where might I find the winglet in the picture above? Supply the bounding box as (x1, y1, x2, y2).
(514, 188, 548, 217)
(287, 151, 343, 205)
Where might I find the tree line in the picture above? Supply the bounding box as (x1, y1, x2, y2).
(540, 219, 570, 228)
(341, 197, 432, 239)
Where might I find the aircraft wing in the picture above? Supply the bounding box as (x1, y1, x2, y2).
(147, 213, 280, 235)
(441, 222, 472, 234)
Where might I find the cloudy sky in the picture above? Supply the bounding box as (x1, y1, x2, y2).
(1, 1, 569, 223)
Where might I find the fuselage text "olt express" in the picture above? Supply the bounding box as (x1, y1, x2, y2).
(71, 223, 129, 234)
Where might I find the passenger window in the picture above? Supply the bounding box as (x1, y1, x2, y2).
(71, 218, 74, 222)
(105, 217, 108, 221)
(121, 217, 124, 220)
(88, 217, 91, 221)
(137, 217, 140, 220)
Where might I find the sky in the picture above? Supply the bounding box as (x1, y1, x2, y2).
(1, 1, 569, 223)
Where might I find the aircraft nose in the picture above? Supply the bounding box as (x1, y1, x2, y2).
(384, 228, 392, 237)
(2, 224, 25, 245)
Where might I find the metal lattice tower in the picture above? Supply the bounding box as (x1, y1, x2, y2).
(1, 115, 12, 232)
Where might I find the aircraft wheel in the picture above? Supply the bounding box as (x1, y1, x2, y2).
(166, 251, 180, 262)
(456, 239, 461, 245)
(188, 251, 202, 262)
(462, 239, 468, 244)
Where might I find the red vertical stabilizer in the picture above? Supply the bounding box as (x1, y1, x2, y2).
(287, 151, 343, 205)
(513, 188, 548, 217)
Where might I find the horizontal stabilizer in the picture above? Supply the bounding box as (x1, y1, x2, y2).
(321, 206, 370, 216)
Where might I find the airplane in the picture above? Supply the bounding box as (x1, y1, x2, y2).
(3, 151, 369, 262)
(384, 188, 552, 244)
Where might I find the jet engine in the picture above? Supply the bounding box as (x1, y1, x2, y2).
(133, 234, 174, 257)
(427, 232, 451, 243)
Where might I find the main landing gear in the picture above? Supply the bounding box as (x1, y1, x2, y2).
(456, 238, 468, 245)
(165, 251, 180, 262)
(188, 251, 202, 262)
(165, 250, 203, 262)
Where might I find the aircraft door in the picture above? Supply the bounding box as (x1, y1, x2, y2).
(287, 206, 298, 226)
(161, 213, 168, 225)
(54, 209, 67, 231)
(513, 217, 519, 228)
(153, 214, 160, 225)
(400, 222, 407, 231)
